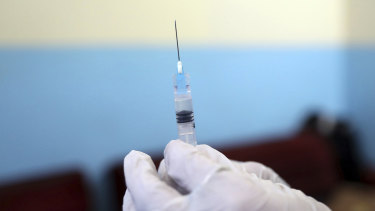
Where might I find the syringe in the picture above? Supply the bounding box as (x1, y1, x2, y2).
(173, 21, 197, 146)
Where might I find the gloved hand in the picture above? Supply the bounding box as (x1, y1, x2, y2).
(123, 140, 330, 211)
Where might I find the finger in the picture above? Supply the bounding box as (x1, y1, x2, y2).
(164, 140, 227, 192)
(195, 144, 241, 172)
(233, 161, 289, 185)
(196, 144, 288, 185)
(124, 150, 182, 210)
(122, 189, 136, 211)
(158, 159, 189, 194)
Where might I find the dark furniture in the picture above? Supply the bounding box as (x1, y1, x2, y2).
(0, 171, 91, 211)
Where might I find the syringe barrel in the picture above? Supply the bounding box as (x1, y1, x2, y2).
(173, 73, 197, 145)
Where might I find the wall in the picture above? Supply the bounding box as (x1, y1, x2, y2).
(346, 0, 375, 167)
(0, 0, 348, 210)
(0, 0, 345, 46)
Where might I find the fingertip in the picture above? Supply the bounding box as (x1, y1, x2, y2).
(124, 150, 139, 161)
(124, 150, 136, 163)
(124, 150, 137, 169)
(195, 144, 212, 152)
(124, 150, 155, 179)
(164, 139, 198, 168)
(165, 139, 195, 154)
(124, 150, 151, 163)
(166, 139, 186, 149)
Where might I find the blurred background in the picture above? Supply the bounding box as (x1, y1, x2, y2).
(1, 0, 375, 210)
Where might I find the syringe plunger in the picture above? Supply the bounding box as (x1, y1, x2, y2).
(173, 71, 197, 145)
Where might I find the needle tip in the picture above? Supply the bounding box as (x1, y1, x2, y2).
(174, 20, 180, 61)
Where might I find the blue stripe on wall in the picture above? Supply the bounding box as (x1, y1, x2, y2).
(0, 48, 346, 182)
(0, 47, 347, 209)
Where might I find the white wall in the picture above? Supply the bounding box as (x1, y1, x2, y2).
(0, 0, 346, 46)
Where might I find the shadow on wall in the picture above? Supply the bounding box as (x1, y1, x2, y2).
(346, 49, 375, 167)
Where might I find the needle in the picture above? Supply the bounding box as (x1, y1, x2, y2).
(175, 20, 181, 61)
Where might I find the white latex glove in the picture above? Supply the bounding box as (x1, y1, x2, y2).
(123, 140, 330, 211)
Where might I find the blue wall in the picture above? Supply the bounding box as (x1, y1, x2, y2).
(0, 47, 346, 208)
